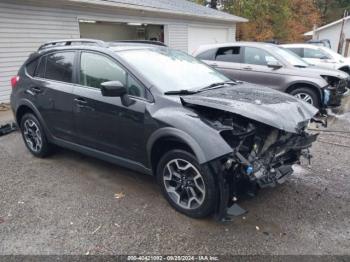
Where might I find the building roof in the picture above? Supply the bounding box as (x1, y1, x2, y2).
(304, 16, 350, 36)
(72, 0, 248, 23)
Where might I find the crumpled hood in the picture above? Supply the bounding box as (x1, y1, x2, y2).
(181, 83, 318, 133)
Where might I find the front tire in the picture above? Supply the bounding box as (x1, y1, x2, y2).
(157, 150, 217, 218)
(289, 87, 320, 108)
(20, 113, 51, 158)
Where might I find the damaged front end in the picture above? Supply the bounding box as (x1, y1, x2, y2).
(203, 112, 318, 221)
(179, 84, 319, 221)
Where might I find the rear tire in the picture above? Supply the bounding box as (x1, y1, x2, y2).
(20, 113, 51, 158)
(157, 150, 217, 218)
(289, 87, 320, 108)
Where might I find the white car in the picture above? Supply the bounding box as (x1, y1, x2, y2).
(281, 44, 350, 74)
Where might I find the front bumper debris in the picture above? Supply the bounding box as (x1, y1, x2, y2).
(211, 132, 318, 222)
(324, 87, 342, 107)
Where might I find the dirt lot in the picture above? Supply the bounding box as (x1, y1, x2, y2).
(0, 100, 350, 256)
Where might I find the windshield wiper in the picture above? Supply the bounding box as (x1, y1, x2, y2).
(199, 81, 237, 92)
(164, 90, 200, 95)
(294, 65, 308, 68)
(164, 81, 238, 95)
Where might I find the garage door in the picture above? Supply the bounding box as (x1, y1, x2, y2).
(188, 27, 230, 54)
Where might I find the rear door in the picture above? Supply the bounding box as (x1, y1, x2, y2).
(203, 46, 243, 80)
(73, 51, 148, 162)
(32, 51, 77, 142)
(239, 46, 286, 89)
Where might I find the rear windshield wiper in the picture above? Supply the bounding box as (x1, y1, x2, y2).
(164, 90, 200, 95)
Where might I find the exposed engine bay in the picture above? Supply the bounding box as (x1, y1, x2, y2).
(202, 109, 318, 221)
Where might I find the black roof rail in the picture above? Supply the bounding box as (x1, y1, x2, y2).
(110, 40, 167, 47)
(38, 39, 108, 51)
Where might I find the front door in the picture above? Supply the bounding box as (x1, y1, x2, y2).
(73, 51, 148, 162)
(238, 46, 286, 90)
(302, 47, 336, 69)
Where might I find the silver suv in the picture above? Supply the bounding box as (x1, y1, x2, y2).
(193, 42, 349, 110)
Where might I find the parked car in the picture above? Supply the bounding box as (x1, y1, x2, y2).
(193, 42, 349, 109)
(306, 39, 331, 49)
(11, 39, 318, 220)
(281, 43, 350, 74)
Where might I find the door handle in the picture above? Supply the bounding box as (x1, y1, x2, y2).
(243, 66, 253, 70)
(74, 98, 95, 111)
(211, 63, 219, 67)
(74, 98, 88, 105)
(30, 87, 42, 94)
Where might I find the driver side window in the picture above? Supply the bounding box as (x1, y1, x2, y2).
(80, 52, 146, 98)
(244, 47, 278, 66)
(80, 52, 126, 89)
(303, 48, 330, 59)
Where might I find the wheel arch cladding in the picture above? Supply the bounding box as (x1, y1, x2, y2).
(16, 105, 34, 124)
(15, 100, 52, 140)
(150, 137, 195, 176)
(147, 127, 232, 173)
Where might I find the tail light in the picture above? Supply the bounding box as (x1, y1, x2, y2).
(11, 76, 20, 88)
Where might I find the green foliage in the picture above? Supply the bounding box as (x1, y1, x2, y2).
(316, 0, 350, 23)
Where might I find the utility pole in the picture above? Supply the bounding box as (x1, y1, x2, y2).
(338, 10, 349, 54)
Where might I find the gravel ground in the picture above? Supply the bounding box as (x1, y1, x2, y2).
(0, 99, 350, 256)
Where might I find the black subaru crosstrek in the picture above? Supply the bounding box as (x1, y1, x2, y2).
(11, 39, 318, 220)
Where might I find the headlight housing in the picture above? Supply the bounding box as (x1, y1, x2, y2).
(321, 75, 340, 87)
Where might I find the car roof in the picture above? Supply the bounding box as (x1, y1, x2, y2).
(199, 41, 276, 48)
(36, 39, 166, 54)
(281, 43, 320, 49)
(194, 41, 277, 55)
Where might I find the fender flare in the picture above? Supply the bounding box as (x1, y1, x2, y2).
(15, 99, 54, 140)
(286, 81, 324, 101)
(147, 127, 207, 164)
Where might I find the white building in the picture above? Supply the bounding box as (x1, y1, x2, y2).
(0, 0, 247, 103)
(305, 16, 350, 57)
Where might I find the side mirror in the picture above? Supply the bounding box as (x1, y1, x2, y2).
(101, 81, 127, 97)
(100, 81, 135, 107)
(267, 61, 283, 69)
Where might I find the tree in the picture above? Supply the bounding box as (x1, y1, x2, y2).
(191, 0, 321, 42)
(316, 0, 350, 23)
(286, 0, 321, 42)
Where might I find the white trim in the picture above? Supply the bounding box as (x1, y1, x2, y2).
(69, 0, 248, 23)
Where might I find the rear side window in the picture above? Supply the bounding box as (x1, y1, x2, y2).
(215, 47, 242, 63)
(26, 59, 39, 76)
(44, 52, 75, 83)
(35, 56, 46, 78)
(196, 49, 216, 60)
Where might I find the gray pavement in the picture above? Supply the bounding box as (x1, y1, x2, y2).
(0, 101, 349, 255)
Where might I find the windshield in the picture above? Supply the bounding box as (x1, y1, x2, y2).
(272, 46, 309, 67)
(117, 48, 229, 93)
